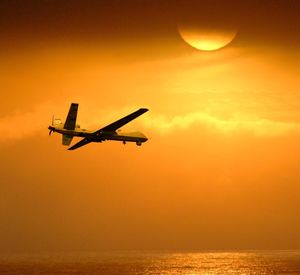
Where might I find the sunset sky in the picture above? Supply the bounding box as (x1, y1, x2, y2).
(1, 0, 300, 252)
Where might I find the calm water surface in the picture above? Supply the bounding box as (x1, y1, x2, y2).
(0, 250, 300, 274)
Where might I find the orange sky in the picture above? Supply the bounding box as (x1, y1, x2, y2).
(1, 0, 300, 252)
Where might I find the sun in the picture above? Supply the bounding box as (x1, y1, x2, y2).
(178, 27, 237, 51)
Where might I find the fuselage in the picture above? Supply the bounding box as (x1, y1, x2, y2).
(48, 124, 148, 144)
(49, 105, 149, 149)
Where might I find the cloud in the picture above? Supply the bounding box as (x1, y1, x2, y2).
(1, 102, 299, 143)
(144, 111, 300, 137)
(0, 102, 58, 141)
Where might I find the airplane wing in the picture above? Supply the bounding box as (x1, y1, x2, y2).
(64, 103, 78, 130)
(94, 108, 148, 134)
(68, 108, 148, 150)
(68, 138, 92, 150)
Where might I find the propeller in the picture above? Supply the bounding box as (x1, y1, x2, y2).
(48, 126, 54, 135)
(49, 115, 54, 135)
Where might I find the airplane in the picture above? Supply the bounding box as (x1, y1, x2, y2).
(48, 103, 149, 150)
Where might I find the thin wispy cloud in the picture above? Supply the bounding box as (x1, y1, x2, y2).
(1, 103, 299, 142)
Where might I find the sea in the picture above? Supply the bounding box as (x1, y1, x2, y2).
(0, 250, 300, 274)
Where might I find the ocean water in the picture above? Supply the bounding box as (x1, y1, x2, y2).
(0, 250, 300, 274)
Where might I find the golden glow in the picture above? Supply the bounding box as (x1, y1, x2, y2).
(1, 46, 299, 140)
(1, 42, 300, 252)
(178, 28, 237, 51)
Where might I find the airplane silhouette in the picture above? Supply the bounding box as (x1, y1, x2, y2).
(48, 103, 148, 150)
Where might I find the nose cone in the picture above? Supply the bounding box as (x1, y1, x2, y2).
(140, 135, 148, 143)
(138, 132, 148, 142)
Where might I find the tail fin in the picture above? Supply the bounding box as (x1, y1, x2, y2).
(64, 103, 78, 130)
(62, 134, 73, 146)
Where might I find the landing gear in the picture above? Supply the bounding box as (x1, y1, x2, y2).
(123, 141, 126, 145)
(136, 141, 142, 146)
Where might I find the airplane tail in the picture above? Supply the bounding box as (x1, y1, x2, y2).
(64, 103, 78, 130)
(62, 134, 73, 146)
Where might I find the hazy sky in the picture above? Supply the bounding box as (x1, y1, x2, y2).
(1, 0, 300, 252)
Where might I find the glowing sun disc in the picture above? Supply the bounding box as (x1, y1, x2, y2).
(178, 28, 237, 51)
